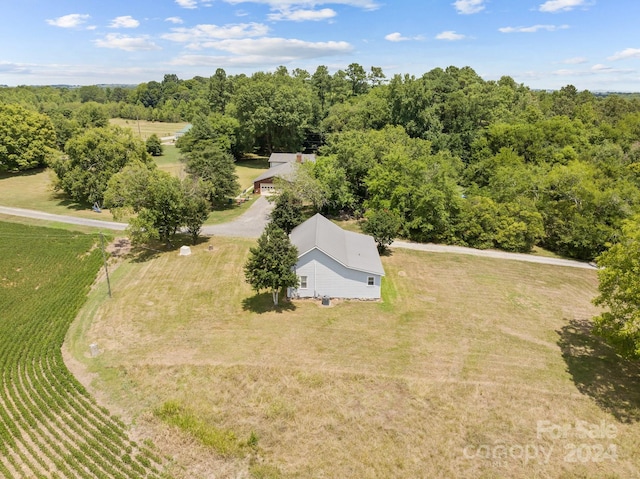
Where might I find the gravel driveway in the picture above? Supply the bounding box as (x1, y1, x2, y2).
(0, 201, 595, 269)
(201, 195, 273, 238)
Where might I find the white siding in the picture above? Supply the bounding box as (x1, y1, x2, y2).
(289, 248, 381, 299)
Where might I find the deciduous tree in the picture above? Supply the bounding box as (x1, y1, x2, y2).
(146, 134, 163, 156)
(362, 208, 402, 253)
(51, 125, 152, 205)
(244, 223, 299, 306)
(0, 104, 57, 172)
(593, 217, 640, 358)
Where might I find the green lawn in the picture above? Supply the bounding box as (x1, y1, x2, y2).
(0, 169, 118, 221)
(67, 237, 640, 479)
(0, 146, 268, 227)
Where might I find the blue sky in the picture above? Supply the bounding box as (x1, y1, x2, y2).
(1, 0, 639, 91)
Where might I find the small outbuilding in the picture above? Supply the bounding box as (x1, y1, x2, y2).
(288, 214, 385, 300)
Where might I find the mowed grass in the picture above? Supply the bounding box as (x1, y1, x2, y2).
(0, 146, 268, 226)
(0, 169, 119, 221)
(109, 118, 189, 141)
(68, 239, 640, 478)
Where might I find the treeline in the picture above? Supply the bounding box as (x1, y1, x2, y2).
(2, 64, 640, 259)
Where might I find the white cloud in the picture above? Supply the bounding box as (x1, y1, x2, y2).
(436, 30, 466, 41)
(176, 0, 199, 8)
(552, 65, 635, 77)
(94, 34, 161, 51)
(165, 17, 184, 24)
(223, 0, 380, 11)
(170, 37, 353, 66)
(163, 23, 270, 45)
(268, 8, 337, 21)
(46, 14, 90, 28)
(385, 32, 408, 42)
(453, 0, 485, 14)
(499, 24, 569, 33)
(0, 62, 32, 74)
(562, 56, 588, 64)
(539, 0, 589, 13)
(384, 32, 424, 42)
(195, 37, 352, 56)
(608, 48, 640, 61)
(109, 16, 140, 29)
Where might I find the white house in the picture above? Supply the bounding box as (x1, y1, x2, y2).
(288, 214, 385, 300)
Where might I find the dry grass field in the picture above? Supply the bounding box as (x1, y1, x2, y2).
(65, 238, 640, 479)
(109, 118, 189, 141)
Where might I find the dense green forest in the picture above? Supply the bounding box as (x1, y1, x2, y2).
(2, 64, 640, 260)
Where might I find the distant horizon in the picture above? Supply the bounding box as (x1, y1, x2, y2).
(1, 76, 639, 95)
(2, 0, 639, 91)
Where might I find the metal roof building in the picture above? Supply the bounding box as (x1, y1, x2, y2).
(289, 214, 384, 300)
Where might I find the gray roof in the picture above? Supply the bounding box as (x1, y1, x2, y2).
(290, 214, 385, 276)
(269, 152, 316, 164)
(253, 162, 297, 183)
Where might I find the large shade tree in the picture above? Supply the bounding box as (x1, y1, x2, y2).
(230, 71, 313, 153)
(593, 217, 640, 358)
(0, 104, 57, 172)
(51, 125, 153, 205)
(104, 164, 209, 246)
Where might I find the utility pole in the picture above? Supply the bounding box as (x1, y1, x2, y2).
(99, 232, 112, 298)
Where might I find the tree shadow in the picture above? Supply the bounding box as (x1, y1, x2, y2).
(52, 192, 94, 212)
(242, 292, 296, 314)
(0, 167, 47, 179)
(557, 318, 640, 423)
(235, 158, 269, 170)
(128, 245, 163, 263)
(127, 234, 209, 263)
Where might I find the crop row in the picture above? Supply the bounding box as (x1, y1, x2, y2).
(0, 222, 165, 478)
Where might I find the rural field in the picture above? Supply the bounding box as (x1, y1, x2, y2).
(108, 118, 189, 142)
(0, 143, 268, 226)
(66, 236, 640, 478)
(0, 221, 164, 478)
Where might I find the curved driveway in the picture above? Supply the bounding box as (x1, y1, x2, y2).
(201, 196, 273, 238)
(0, 201, 595, 270)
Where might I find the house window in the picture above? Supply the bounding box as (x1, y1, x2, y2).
(300, 276, 308, 289)
(367, 276, 375, 286)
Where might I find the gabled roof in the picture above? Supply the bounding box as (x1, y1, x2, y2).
(253, 162, 297, 183)
(290, 214, 385, 276)
(269, 152, 316, 164)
